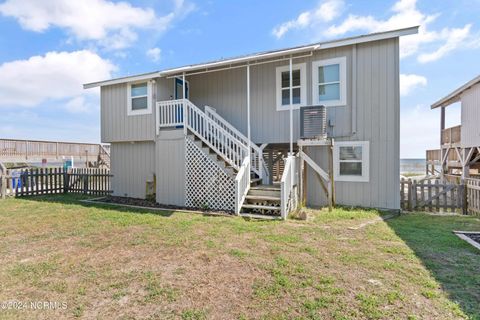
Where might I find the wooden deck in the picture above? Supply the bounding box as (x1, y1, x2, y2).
(0, 138, 110, 168)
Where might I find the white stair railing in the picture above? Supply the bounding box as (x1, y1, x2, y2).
(157, 99, 249, 171)
(204, 106, 269, 181)
(185, 100, 248, 170)
(280, 155, 299, 219)
(156, 100, 185, 134)
(235, 156, 251, 214)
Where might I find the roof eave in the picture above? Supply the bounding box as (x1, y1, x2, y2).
(83, 71, 161, 89)
(431, 75, 480, 109)
(83, 26, 419, 89)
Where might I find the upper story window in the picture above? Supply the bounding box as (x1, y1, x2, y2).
(276, 63, 306, 111)
(334, 141, 369, 182)
(127, 81, 152, 116)
(312, 57, 346, 107)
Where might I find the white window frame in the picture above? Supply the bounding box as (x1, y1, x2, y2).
(312, 57, 346, 107)
(334, 141, 369, 182)
(127, 80, 152, 116)
(275, 63, 307, 111)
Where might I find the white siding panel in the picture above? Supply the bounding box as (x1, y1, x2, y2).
(306, 39, 400, 210)
(110, 141, 155, 199)
(461, 83, 480, 147)
(187, 46, 353, 144)
(101, 83, 156, 143)
(155, 130, 186, 206)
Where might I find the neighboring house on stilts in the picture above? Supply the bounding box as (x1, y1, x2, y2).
(427, 75, 480, 182)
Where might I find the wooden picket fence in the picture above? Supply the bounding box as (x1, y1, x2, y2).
(0, 167, 112, 199)
(400, 178, 466, 213)
(465, 178, 480, 215)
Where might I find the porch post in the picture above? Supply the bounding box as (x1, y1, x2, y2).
(247, 64, 251, 154)
(289, 57, 293, 156)
(440, 106, 445, 180)
(183, 72, 187, 135)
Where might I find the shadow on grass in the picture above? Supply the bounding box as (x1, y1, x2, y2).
(15, 194, 241, 220)
(386, 213, 480, 319)
(16, 194, 177, 218)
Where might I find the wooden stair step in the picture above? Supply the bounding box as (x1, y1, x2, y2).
(241, 204, 280, 211)
(239, 213, 283, 220)
(245, 195, 281, 201)
(250, 185, 281, 191)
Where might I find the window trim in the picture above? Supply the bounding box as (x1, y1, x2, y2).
(275, 63, 307, 111)
(333, 141, 369, 182)
(312, 57, 347, 107)
(127, 81, 152, 116)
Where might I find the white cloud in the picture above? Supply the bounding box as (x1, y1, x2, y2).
(0, 0, 194, 49)
(0, 50, 116, 110)
(323, 0, 474, 62)
(146, 47, 162, 62)
(418, 24, 471, 63)
(272, 0, 344, 38)
(400, 74, 427, 96)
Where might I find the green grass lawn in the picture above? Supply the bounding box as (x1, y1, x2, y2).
(0, 195, 479, 319)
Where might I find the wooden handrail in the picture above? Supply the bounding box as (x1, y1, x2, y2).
(441, 125, 461, 145)
(204, 105, 268, 180)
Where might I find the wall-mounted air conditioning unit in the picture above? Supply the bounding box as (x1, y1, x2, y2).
(300, 105, 327, 140)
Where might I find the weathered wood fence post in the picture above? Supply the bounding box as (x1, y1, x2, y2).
(0, 174, 5, 199)
(63, 168, 69, 194)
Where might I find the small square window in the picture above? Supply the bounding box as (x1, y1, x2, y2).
(276, 64, 306, 110)
(334, 141, 369, 182)
(312, 57, 346, 107)
(127, 81, 151, 116)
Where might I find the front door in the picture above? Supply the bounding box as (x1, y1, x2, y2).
(174, 78, 189, 100)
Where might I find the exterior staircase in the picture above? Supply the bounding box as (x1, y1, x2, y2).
(190, 134, 237, 177)
(241, 184, 282, 219)
(156, 99, 297, 219)
(97, 145, 110, 169)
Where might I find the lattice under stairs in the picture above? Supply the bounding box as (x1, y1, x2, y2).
(240, 184, 282, 219)
(188, 134, 237, 177)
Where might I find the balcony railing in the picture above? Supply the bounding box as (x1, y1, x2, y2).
(441, 125, 461, 145)
(426, 149, 441, 162)
(426, 148, 461, 163)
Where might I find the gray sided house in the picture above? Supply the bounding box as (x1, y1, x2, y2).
(85, 26, 418, 218)
(427, 74, 480, 180)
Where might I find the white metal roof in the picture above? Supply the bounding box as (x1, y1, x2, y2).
(431, 74, 480, 109)
(84, 26, 418, 89)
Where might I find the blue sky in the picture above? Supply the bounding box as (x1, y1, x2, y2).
(0, 0, 479, 158)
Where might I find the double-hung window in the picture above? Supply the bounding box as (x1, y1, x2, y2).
(334, 141, 369, 182)
(312, 57, 346, 106)
(275, 63, 306, 111)
(127, 81, 152, 116)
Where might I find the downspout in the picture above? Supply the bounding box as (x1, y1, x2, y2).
(183, 72, 187, 136)
(289, 57, 293, 156)
(351, 44, 357, 135)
